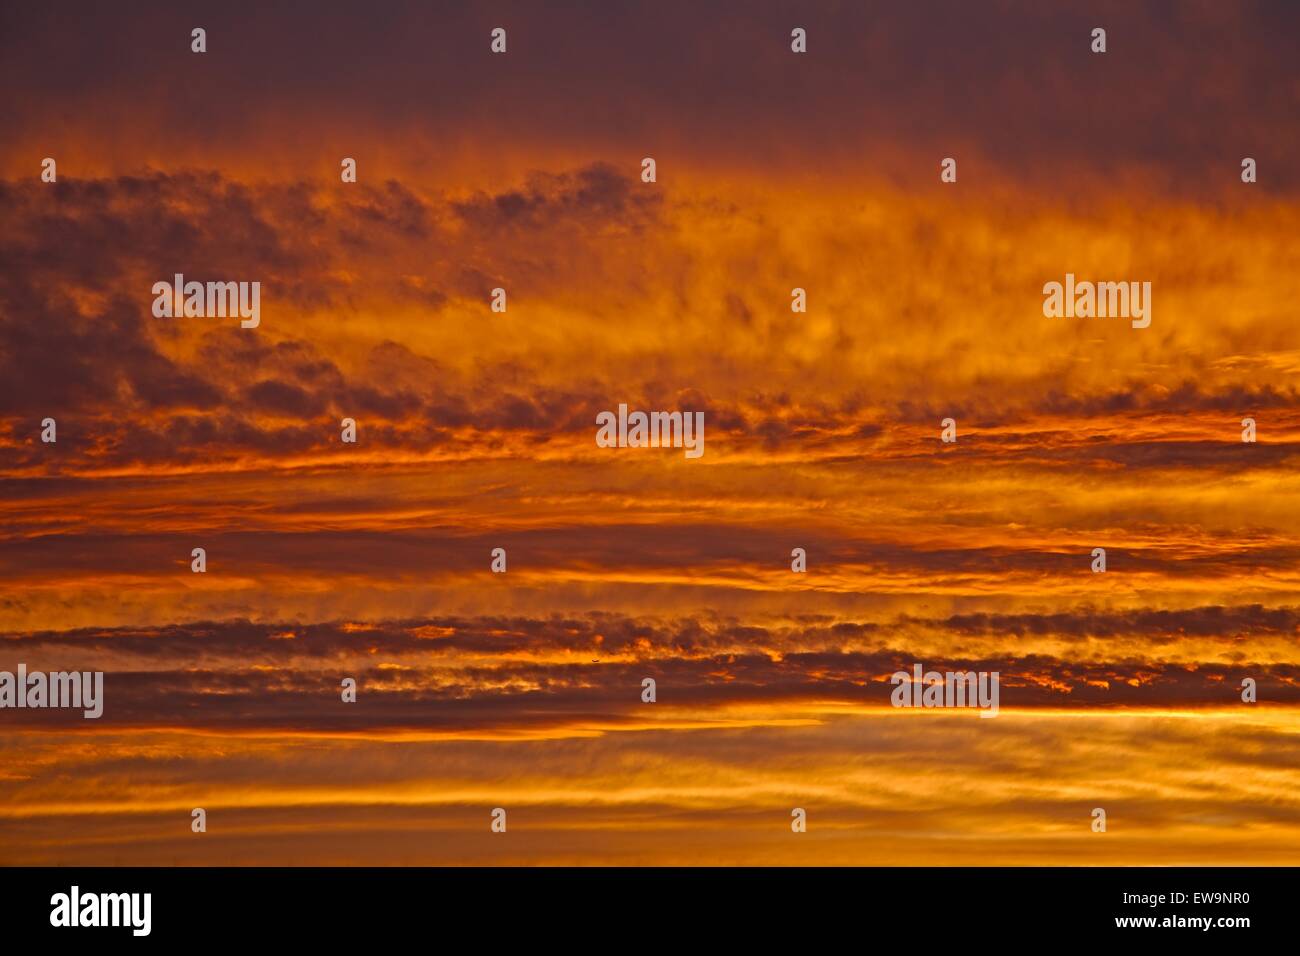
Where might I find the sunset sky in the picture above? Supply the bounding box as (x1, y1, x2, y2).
(2, 0, 1299, 865)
